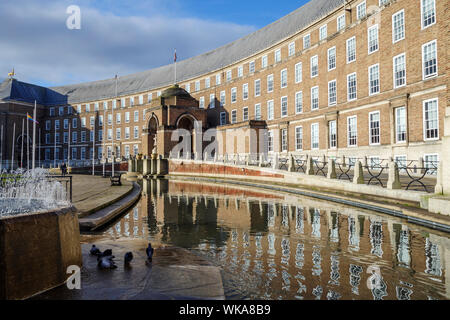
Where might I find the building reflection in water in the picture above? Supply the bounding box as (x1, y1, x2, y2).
(103, 179, 450, 300)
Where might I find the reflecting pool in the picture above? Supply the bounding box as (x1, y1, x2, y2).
(98, 179, 450, 300)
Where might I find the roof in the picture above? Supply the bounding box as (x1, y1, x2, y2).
(3, 0, 345, 106)
(0, 78, 67, 105)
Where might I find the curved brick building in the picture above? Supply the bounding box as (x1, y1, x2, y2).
(0, 0, 447, 170)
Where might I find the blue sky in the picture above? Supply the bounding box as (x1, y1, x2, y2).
(0, 0, 309, 87)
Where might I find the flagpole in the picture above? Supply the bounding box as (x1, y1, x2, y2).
(32, 101, 37, 170)
(68, 123, 71, 168)
(54, 130, 57, 168)
(112, 75, 117, 177)
(102, 105, 106, 177)
(174, 49, 177, 85)
(11, 123, 15, 171)
(92, 114, 95, 176)
(21, 118, 24, 168)
(27, 115, 29, 170)
(38, 129, 41, 168)
(0, 124, 3, 172)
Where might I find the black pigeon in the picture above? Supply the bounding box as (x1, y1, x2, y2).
(124, 252, 133, 265)
(98, 255, 117, 269)
(101, 249, 113, 257)
(146, 243, 154, 261)
(90, 245, 101, 256)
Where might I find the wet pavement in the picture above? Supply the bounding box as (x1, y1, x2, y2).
(34, 239, 225, 300)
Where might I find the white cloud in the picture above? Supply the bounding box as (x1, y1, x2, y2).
(0, 0, 256, 87)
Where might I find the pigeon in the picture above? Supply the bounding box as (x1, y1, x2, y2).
(90, 245, 101, 256)
(124, 252, 133, 265)
(98, 255, 117, 269)
(146, 243, 154, 261)
(101, 249, 113, 257)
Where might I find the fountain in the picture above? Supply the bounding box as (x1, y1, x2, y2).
(0, 168, 69, 217)
(0, 168, 82, 300)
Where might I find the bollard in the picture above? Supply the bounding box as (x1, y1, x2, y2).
(435, 162, 444, 195)
(387, 161, 402, 190)
(353, 161, 364, 184)
(288, 154, 295, 172)
(418, 157, 425, 175)
(306, 155, 314, 175)
(327, 159, 337, 179)
(341, 155, 346, 167)
(272, 153, 279, 170)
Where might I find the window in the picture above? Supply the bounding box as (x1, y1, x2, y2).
(58, 107, 64, 116)
(303, 34, 310, 49)
(424, 154, 439, 175)
(275, 49, 281, 63)
(369, 111, 381, 145)
(421, 0, 436, 29)
(199, 97, 205, 109)
(220, 91, 226, 106)
(268, 131, 274, 152)
(311, 86, 319, 110)
(45, 149, 51, 161)
(72, 148, 77, 160)
(216, 74, 221, 86)
(243, 84, 249, 100)
(347, 116, 358, 147)
(227, 70, 233, 82)
(281, 69, 288, 88)
(50, 107, 55, 117)
(393, 53, 406, 88)
(90, 116, 95, 127)
(134, 126, 139, 139)
(329, 121, 337, 149)
(130, 98, 134, 107)
(209, 94, 215, 108)
(139, 95, 144, 105)
(422, 40, 437, 79)
(368, 25, 379, 54)
(423, 98, 439, 140)
(231, 110, 237, 124)
(281, 129, 288, 152)
(125, 112, 130, 123)
(255, 79, 261, 97)
(107, 114, 112, 126)
(147, 93, 152, 103)
(107, 129, 112, 141)
(134, 111, 139, 123)
(281, 96, 288, 118)
(379, 0, 390, 6)
(81, 117, 86, 128)
(295, 91, 303, 114)
(72, 131, 78, 143)
(116, 128, 121, 140)
(267, 100, 274, 120)
(328, 47, 336, 71)
(120, 98, 125, 108)
(72, 118, 77, 129)
(311, 123, 319, 150)
(99, 115, 103, 127)
(347, 73, 357, 101)
(289, 42, 296, 56)
(112, 100, 117, 109)
(45, 133, 50, 144)
(395, 107, 407, 143)
(220, 112, 226, 125)
(55, 133, 61, 144)
(63, 132, 68, 143)
(262, 55, 268, 68)
(45, 120, 51, 131)
(89, 131, 94, 142)
(124, 146, 130, 158)
(205, 77, 211, 88)
(369, 64, 380, 95)
(357, 1, 366, 20)
(67, 106, 73, 115)
(125, 127, 130, 140)
(295, 62, 302, 83)
(319, 25, 327, 41)
(238, 66, 243, 78)
(393, 10, 405, 43)
(231, 88, 237, 103)
(98, 130, 103, 142)
(328, 80, 337, 106)
(337, 14, 345, 31)
(133, 145, 139, 156)
(116, 113, 121, 124)
(80, 147, 86, 160)
(347, 37, 356, 63)
(310, 55, 318, 78)
(249, 61, 255, 74)
(295, 127, 303, 151)
(255, 104, 261, 120)
(195, 81, 200, 92)
(243, 107, 249, 122)
(81, 131, 86, 143)
(267, 74, 274, 92)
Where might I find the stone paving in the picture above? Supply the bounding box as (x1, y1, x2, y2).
(71, 175, 133, 217)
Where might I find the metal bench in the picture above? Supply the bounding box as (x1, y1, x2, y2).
(110, 173, 122, 186)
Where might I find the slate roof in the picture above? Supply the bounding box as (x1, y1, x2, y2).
(2, 0, 344, 106)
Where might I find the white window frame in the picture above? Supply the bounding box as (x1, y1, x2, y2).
(347, 116, 358, 147)
(254, 79, 261, 97)
(295, 91, 303, 114)
(423, 98, 439, 141)
(311, 123, 319, 150)
(368, 64, 380, 96)
(311, 86, 319, 111)
(337, 14, 346, 31)
(393, 53, 407, 89)
(303, 34, 311, 49)
(288, 42, 296, 56)
(421, 0, 436, 30)
(357, 1, 366, 20)
(231, 109, 237, 124)
(267, 74, 274, 93)
(231, 87, 237, 103)
(295, 62, 302, 83)
(369, 111, 381, 146)
(346, 37, 356, 63)
(262, 55, 268, 68)
(255, 104, 261, 121)
(267, 100, 274, 121)
(329, 120, 337, 149)
(275, 49, 281, 63)
(281, 69, 288, 88)
(368, 25, 379, 54)
(220, 112, 227, 126)
(295, 126, 303, 151)
(395, 106, 407, 143)
(328, 80, 337, 106)
(243, 107, 249, 122)
(281, 96, 288, 118)
(392, 9, 405, 44)
(249, 61, 255, 74)
(422, 39, 438, 80)
(310, 55, 318, 78)
(328, 46, 336, 71)
(347, 73, 357, 101)
(319, 25, 327, 41)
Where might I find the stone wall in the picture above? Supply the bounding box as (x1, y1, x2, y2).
(0, 207, 82, 300)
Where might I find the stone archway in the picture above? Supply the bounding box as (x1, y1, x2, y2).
(143, 114, 159, 157)
(176, 114, 197, 159)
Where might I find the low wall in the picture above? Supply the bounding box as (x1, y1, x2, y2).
(0, 207, 82, 300)
(168, 160, 427, 204)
